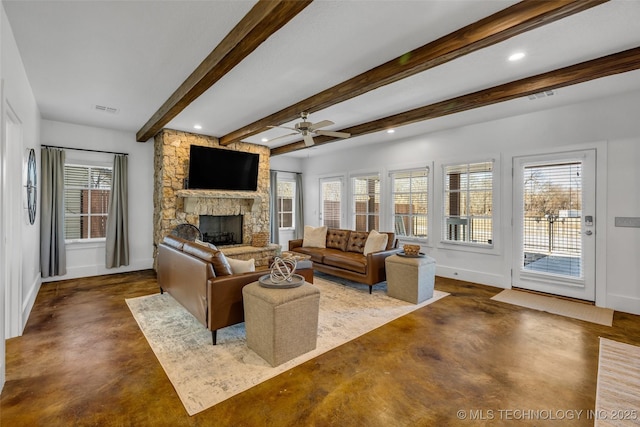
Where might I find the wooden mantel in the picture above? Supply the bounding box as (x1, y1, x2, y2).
(176, 189, 263, 214)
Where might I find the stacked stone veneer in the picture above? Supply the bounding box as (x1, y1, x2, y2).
(153, 129, 271, 265)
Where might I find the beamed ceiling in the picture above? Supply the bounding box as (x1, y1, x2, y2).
(4, 0, 640, 158)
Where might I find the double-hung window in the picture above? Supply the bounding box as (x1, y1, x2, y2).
(391, 168, 428, 239)
(352, 174, 380, 232)
(443, 161, 493, 245)
(64, 164, 112, 241)
(277, 180, 295, 229)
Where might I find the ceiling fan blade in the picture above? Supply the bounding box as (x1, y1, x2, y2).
(308, 120, 334, 131)
(315, 130, 351, 138)
(303, 133, 315, 147)
(268, 125, 297, 131)
(265, 132, 297, 143)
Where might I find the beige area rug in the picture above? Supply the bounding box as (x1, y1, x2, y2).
(126, 276, 448, 416)
(491, 289, 613, 326)
(595, 338, 640, 426)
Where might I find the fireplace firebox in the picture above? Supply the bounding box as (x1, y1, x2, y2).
(199, 215, 243, 246)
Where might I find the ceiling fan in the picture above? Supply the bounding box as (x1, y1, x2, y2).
(266, 112, 351, 147)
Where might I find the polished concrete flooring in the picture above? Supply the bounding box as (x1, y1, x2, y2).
(2, 270, 639, 426)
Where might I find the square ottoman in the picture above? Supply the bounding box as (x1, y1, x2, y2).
(385, 254, 436, 303)
(243, 280, 320, 367)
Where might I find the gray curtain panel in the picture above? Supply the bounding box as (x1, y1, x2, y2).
(40, 147, 66, 278)
(106, 154, 129, 268)
(269, 170, 279, 244)
(295, 173, 304, 239)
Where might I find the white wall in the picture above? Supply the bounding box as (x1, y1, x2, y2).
(1, 1, 42, 391)
(40, 120, 154, 281)
(1, 2, 41, 335)
(300, 90, 640, 315)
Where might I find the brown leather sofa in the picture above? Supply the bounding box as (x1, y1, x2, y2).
(288, 228, 400, 293)
(157, 235, 313, 345)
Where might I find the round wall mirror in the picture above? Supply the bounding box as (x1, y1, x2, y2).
(26, 148, 37, 225)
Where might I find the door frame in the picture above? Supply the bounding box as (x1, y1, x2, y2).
(509, 143, 607, 307)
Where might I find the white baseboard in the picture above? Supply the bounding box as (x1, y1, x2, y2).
(22, 274, 42, 332)
(606, 293, 640, 316)
(436, 265, 507, 289)
(41, 258, 154, 283)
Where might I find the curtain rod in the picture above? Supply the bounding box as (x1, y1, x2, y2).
(42, 144, 128, 156)
(271, 169, 301, 174)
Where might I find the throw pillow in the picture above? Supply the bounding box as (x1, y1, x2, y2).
(211, 251, 232, 277)
(227, 257, 255, 274)
(363, 230, 389, 255)
(302, 225, 328, 248)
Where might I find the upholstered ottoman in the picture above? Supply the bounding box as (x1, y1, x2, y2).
(385, 254, 435, 303)
(243, 281, 320, 367)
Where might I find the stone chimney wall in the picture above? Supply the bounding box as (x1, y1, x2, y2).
(153, 129, 270, 261)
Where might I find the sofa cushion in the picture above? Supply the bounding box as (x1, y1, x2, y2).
(290, 246, 325, 263)
(302, 225, 328, 248)
(183, 242, 232, 276)
(326, 228, 350, 251)
(323, 251, 367, 274)
(346, 231, 369, 253)
(363, 230, 389, 255)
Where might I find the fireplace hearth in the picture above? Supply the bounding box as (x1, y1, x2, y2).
(200, 215, 243, 246)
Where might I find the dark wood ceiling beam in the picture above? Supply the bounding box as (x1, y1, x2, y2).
(221, 0, 608, 146)
(271, 47, 640, 156)
(136, 0, 313, 142)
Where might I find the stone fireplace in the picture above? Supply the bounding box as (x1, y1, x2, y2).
(153, 129, 277, 267)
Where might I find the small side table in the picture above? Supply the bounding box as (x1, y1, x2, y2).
(385, 254, 436, 303)
(243, 280, 320, 367)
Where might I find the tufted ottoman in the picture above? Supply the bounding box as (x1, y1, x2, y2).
(243, 281, 320, 367)
(385, 254, 435, 303)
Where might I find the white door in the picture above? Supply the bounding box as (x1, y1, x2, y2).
(513, 150, 596, 301)
(319, 177, 343, 228)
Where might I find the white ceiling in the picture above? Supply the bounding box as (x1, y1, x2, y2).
(4, 0, 640, 158)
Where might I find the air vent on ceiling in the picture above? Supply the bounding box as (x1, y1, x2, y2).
(93, 104, 119, 114)
(527, 90, 555, 101)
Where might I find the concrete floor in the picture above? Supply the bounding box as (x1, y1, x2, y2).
(2, 270, 639, 426)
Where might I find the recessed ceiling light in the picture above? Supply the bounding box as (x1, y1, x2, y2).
(387, 129, 395, 134)
(193, 124, 202, 130)
(261, 138, 269, 142)
(508, 52, 526, 62)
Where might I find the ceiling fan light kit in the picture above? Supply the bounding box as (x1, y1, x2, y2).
(267, 112, 350, 146)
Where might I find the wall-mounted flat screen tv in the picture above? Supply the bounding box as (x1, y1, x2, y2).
(188, 145, 259, 191)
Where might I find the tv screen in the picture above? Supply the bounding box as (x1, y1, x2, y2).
(188, 145, 259, 191)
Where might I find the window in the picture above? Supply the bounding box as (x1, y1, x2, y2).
(277, 180, 295, 229)
(320, 177, 342, 228)
(64, 164, 112, 240)
(443, 161, 493, 245)
(352, 174, 380, 232)
(391, 168, 428, 239)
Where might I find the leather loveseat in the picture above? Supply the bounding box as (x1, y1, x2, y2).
(288, 228, 400, 293)
(157, 235, 312, 345)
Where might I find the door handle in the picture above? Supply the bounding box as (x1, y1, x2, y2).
(585, 230, 593, 236)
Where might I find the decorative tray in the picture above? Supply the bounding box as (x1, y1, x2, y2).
(258, 273, 305, 288)
(397, 252, 426, 258)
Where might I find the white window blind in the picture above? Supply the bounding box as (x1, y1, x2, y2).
(522, 162, 582, 277)
(390, 168, 428, 239)
(64, 164, 112, 240)
(321, 179, 342, 228)
(352, 174, 380, 232)
(277, 180, 295, 229)
(443, 161, 493, 245)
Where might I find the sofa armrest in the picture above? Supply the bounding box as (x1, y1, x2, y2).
(289, 239, 304, 250)
(366, 248, 403, 283)
(207, 270, 267, 330)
